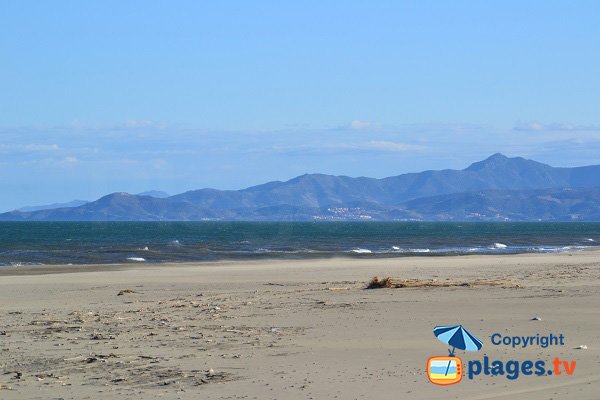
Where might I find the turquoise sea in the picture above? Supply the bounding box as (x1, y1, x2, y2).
(0, 222, 598, 267)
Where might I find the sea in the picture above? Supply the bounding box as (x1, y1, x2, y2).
(0, 222, 598, 267)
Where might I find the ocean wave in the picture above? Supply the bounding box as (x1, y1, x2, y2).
(252, 248, 323, 254)
(126, 257, 146, 262)
(0, 261, 44, 268)
(525, 247, 558, 253)
(560, 245, 590, 251)
(390, 247, 431, 253)
(526, 245, 592, 253)
(351, 248, 372, 254)
(491, 243, 508, 249)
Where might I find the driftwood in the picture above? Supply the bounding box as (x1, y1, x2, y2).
(366, 276, 522, 289)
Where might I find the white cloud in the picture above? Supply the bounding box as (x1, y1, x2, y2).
(514, 122, 546, 132)
(350, 120, 381, 130)
(26, 143, 60, 151)
(124, 119, 167, 129)
(66, 119, 168, 131)
(271, 141, 428, 155)
(61, 156, 79, 165)
(0, 143, 60, 154)
(345, 141, 428, 152)
(514, 121, 600, 132)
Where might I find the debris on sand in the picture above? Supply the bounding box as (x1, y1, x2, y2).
(366, 276, 522, 289)
(194, 368, 233, 385)
(117, 289, 141, 296)
(576, 345, 588, 350)
(367, 277, 394, 288)
(90, 332, 115, 340)
(4, 371, 22, 380)
(531, 316, 542, 321)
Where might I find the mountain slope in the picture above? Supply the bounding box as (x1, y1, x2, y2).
(1, 193, 220, 221)
(399, 187, 600, 221)
(18, 200, 89, 212)
(171, 153, 600, 209)
(2, 154, 600, 221)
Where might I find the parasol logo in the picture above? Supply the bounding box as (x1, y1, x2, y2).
(427, 326, 577, 384)
(427, 325, 483, 386)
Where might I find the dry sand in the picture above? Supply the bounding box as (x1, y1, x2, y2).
(0, 252, 599, 399)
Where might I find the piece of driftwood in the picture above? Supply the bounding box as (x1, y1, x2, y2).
(366, 276, 522, 289)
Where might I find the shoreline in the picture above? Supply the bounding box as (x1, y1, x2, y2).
(1, 249, 599, 277)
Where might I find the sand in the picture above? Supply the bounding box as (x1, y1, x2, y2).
(0, 252, 599, 399)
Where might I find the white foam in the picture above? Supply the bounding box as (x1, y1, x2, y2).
(534, 247, 561, 253)
(390, 247, 430, 253)
(560, 246, 588, 251)
(127, 257, 146, 262)
(352, 248, 372, 254)
(584, 238, 595, 242)
(8, 262, 42, 267)
(492, 243, 508, 249)
(141, 246, 149, 251)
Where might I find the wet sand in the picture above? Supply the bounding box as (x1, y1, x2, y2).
(0, 252, 599, 399)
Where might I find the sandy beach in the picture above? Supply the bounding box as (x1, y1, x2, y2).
(1, 252, 599, 399)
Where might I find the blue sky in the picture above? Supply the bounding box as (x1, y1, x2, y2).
(1, 1, 600, 210)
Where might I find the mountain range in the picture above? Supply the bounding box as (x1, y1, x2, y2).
(17, 199, 89, 212)
(2, 153, 600, 221)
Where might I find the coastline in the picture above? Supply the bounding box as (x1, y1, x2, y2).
(1, 252, 599, 399)
(1, 249, 599, 277)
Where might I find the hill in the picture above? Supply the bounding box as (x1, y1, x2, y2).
(2, 154, 599, 221)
